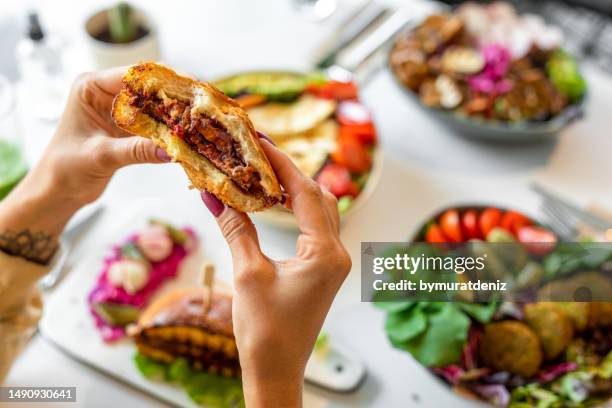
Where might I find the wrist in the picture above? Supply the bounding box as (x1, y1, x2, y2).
(0, 164, 81, 262)
(241, 368, 303, 408)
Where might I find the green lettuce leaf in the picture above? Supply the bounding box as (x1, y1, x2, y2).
(385, 306, 427, 343)
(134, 353, 244, 407)
(457, 302, 498, 324)
(392, 303, 470, 367)
(373, 300, 416, 313)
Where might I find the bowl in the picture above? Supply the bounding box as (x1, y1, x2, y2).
(390, 203, 592, 406)
(387, 5, 588, 143)
(213, 70, 383, 229)
(392, 79, 585, 142)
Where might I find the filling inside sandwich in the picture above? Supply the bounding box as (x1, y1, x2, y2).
(129, 90, 272, 201)
(134, 326, 240, 378)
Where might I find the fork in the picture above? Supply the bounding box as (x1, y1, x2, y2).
(532, 184, 612, 241)
(39, 205, 105, 290)
(540, 198, 580, 241)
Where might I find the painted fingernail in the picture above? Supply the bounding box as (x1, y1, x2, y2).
(280, 193, 288, 204)
(155, 147, 171, 162)
(200, 191, 225, 217)
(256, 131, 276, 146)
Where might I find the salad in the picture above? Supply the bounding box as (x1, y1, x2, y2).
(88, 219, 197, 342)
(215, 71, 377, 215)
(375, 205, 612, 407)
(389, 2, 586, 124)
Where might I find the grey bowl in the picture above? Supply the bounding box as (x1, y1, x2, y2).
(392, 75, 586, 142)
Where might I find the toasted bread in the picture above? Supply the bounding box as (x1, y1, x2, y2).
(112, 62, 281, 212)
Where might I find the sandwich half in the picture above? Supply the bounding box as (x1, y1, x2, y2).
(129, 287, 239, 377)
(112, 62, 281, 212)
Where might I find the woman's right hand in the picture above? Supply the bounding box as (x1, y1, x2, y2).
(201, 136, 351, 408)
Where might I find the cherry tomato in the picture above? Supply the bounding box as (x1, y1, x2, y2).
(425, 223, 447, 243)
(479, 208, 502, 237)
(516, 226, 558, 256)
(500, 211, 532, 237)
(316, 164, 358, 198)
(337, 101, 372, 125)
(331, 136, 372, 173)
(461, 210, 481, 240)
(307, 81, 358, 100)
(440, 210, 463, 242)
(339, 123, 377, 145)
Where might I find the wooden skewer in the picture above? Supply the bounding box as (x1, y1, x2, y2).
(201, 263, 215, 313)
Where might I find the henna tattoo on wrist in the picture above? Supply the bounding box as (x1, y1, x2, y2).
(0, 229, 57, 265)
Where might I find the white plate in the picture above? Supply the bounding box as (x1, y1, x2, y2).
(254, 149, 384, 230)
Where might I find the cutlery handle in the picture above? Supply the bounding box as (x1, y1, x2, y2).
(338, 8, 413, 73)
(335, 2, 446, 80)
(313, 2, 390, 69)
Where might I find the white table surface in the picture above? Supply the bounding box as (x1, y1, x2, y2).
(3, 0, 612, 407)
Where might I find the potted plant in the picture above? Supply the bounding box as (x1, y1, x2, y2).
(84, 2, 160, 69)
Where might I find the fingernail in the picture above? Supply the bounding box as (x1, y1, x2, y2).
(280, 193, 288, 204)
(200, 191, 225, 217)
(156, 147, 171, 162)
(256, 131, 276, 146)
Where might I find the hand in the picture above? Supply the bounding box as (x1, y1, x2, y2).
(201, 136, 351, 407)
(0, 68, 168, 263)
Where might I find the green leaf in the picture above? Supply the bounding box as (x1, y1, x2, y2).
(168, 358, 191, 383)
(120, 242, 146, 262)
(397, 303, 470, 367)
(457, 302, 498, 324)
(597, 351, 612, 379)
(337, 196, 353, 215)
(385, 306, 427, 342)
(547, 50, 587, 102)
(559, 371, 592, 403)
(133, 353, 244, 407)
(134, 353, 166, 380)
(184, 371, 244, 407)
(149, 218, 188, 245)
(373, 301, 415, 313)
(313, 332, 330, 358)
(511, 383, 561, 408)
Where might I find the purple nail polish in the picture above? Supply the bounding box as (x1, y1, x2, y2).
(155, 147, 171, 162)
(256, 131, 276, 146)
(201, 191, 225, 217)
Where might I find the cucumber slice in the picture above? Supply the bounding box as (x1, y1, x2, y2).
(214, 71, 325, 102)
(93, 302, 140, 327)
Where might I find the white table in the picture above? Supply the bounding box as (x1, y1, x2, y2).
(3, 0, 612, 407)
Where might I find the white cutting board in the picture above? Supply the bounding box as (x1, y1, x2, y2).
(39, 201, 219, 408)
(39, 201, 332, 408)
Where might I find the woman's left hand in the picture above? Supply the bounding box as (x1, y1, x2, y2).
(0, 68, 168, 263)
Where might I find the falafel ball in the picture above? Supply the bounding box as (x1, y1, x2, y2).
(478, 321, 543, 378)
(524, 302, 574, 360)
(588, 302, 612, 328)
(558, 302, 590, 331)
